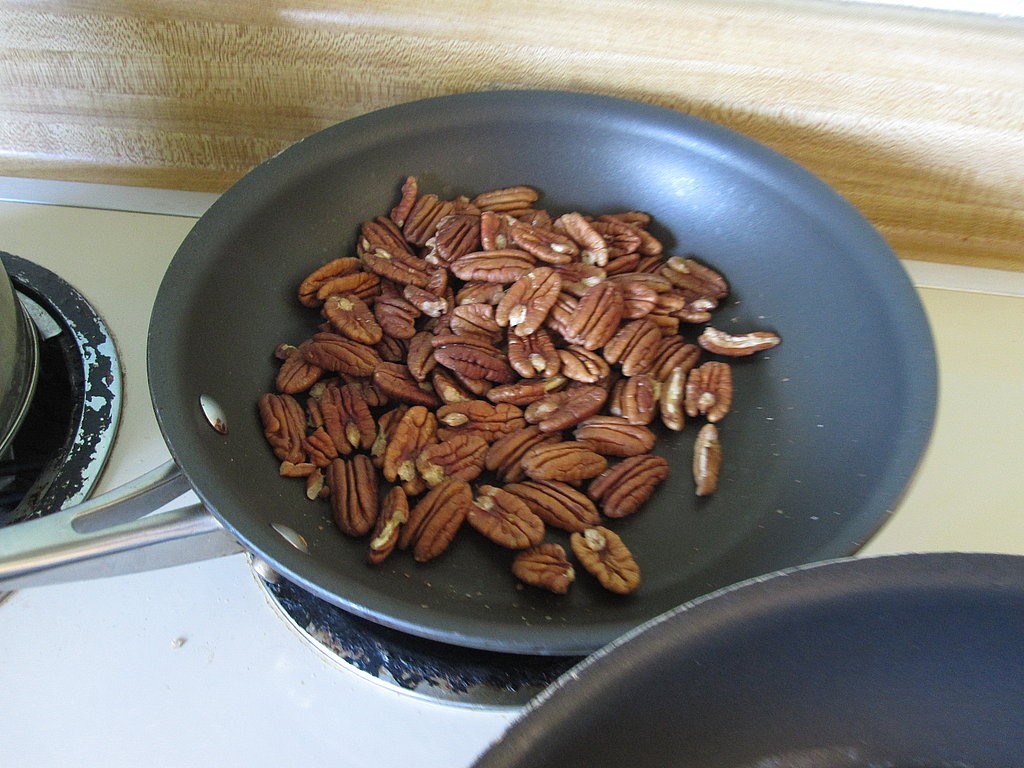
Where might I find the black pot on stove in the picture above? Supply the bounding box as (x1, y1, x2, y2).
(0, 262, 39, 455)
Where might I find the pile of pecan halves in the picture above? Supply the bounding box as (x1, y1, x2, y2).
(258, 177, 780, 596)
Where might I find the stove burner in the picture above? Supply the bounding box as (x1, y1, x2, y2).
(0, 252, 121, 525)
(257, 572, 579, 708)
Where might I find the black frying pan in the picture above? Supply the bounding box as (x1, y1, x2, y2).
(148, 90, 937, 655)
(473, 552, 1024, 767)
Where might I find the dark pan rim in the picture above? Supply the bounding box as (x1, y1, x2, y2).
(475, 552, 1024, 767)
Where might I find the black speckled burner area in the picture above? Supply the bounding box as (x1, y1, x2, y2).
(0, 251, 120, 525)
(260, 573, 580, 708)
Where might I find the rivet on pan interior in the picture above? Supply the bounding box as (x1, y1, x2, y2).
(271, 522, 309, 553)
(199, 394, 228, 434)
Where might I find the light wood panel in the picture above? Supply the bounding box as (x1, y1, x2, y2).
(1, 0, 1022, 271)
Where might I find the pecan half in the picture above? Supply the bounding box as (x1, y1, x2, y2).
(561, 282, 624, 351)
(302, 426, 338, 467)
(558, 345, 610, 384)
(678, 302, 721, 325)
(479, 210, 513, 250)
(511, 544, 575, 594)
(398, 479, 471, 562)
(693, 423, 722, 497)
(430, 368, 474, 404)
(373, 295, 420, 340)
(451, 369, 494, 398)
(484, 425, 559, 483)
(258, 393, 307, 465)
(603, 251, 642, 276)
(646, 289, 684, 312)
(326, 454, 379, 537)
(697, 326, 782, 357)
(508, 219, 578, 264)
(602, 317, 662, 376)
(373, 333, 407, 363)
(556, 212, 609, 267)
(372, 362, 441, 408)
(660, 256, 729, 302)
(472, 185, 539, 215)
(659, 365, 687, 431)
(635, 255, 666, 273)
(382, 405, 438, 495)
(520, 440, 608, 482)
(431, 334, 515, 383)
(314, 271, 382, 305)
(523, 384, 608, 433)
(406, 331, 437, 382)
(433, 212, 482, 264)
(279, 460, 316, 478)
(608, 270, 672, 293)
(388, 175, 418, 227)
(613, 278, 660, 319)
(599, 212, 663, 256)
(495, 267, 563, 337)
(449, 303, 503, 341)
(305, 467, 328, 500)
(573, 416, 657, 457)
(570, 527, 641, 595)
(590, 218, 642, 261)
(609, 374, 660, 426)
(486, 376, 567, 408)
(544, 291, 578, 338)
(298, 257, 361, 307)
(415, 433, 488, 487)
(449, 249, 536, 284)
(302, 332, 381, 378)
(456, 281, 506, 306)
(275, 343, 323, 394)
(506, 329, 561, 379)
(467, 485, 545, 549)
(685, 361, 733, 423)
(317, 381, 376, 454)
(650, 336, 701, 382)
(600, 211, 652, 227)
(367, 486, 409, 565)
(403, 284, 449, 318)
(553, 262, 606, 298)
(503, 480, 601, 533)
(403, 193, 455, 247)
(358, 216, 430, 288)
(588, 453, 670, 518)
(436, 400, 525, 443)
(369, 404, 408, 469)
(338, 378, 389, 408)
(648, 313, 681, 336)
(321, 294, 383, 345)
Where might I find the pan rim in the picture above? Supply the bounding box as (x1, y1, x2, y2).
(474, 551, 1024, 766)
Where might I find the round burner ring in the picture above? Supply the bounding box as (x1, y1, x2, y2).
(0, 251, 122, 523)
(254, 567, 578, 709)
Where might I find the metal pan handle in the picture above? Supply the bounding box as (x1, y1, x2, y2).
(0, 460, 243, 591)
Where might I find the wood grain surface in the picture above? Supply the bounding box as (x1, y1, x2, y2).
(1, 0, 1021, 271)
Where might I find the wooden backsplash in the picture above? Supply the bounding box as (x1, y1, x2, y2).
(2, 0, 1022, 271)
